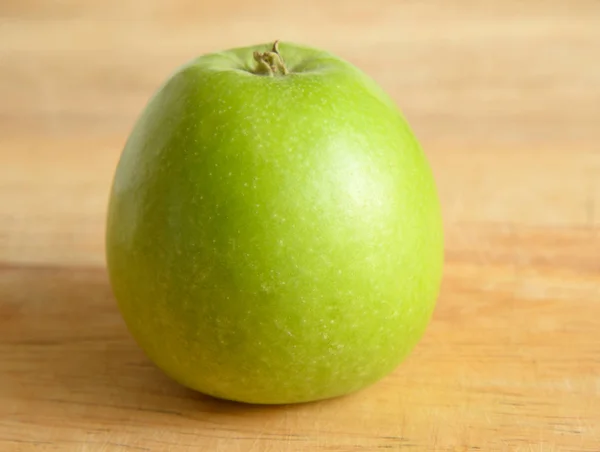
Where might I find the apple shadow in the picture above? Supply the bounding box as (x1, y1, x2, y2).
(1, 264, 314, 429)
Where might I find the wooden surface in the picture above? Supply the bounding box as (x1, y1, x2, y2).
(1, 1, 600, 450)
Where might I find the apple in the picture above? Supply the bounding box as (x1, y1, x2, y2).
(106, 41, 443, 404)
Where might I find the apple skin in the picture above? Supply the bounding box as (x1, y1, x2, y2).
(106, 41, 443, 404)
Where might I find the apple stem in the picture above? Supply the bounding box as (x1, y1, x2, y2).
(253, 40, 289, 76)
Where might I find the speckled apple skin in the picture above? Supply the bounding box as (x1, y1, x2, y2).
(106, 41, 444, 404)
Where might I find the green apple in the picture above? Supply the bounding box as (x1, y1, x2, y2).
(106, 41, 443, 405)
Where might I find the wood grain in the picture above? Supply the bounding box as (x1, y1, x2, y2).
(1, 0, 599, 450)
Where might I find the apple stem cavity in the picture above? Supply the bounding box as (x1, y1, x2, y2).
(253, 40, 289, 76)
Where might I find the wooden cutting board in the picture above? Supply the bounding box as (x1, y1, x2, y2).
(1, 1, 599, 450)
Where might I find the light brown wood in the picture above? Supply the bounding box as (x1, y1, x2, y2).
(1, 1, 599, 450)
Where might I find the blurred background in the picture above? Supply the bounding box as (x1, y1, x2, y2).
(1, 1, 600, 450)
(1, 0, 598, 266)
